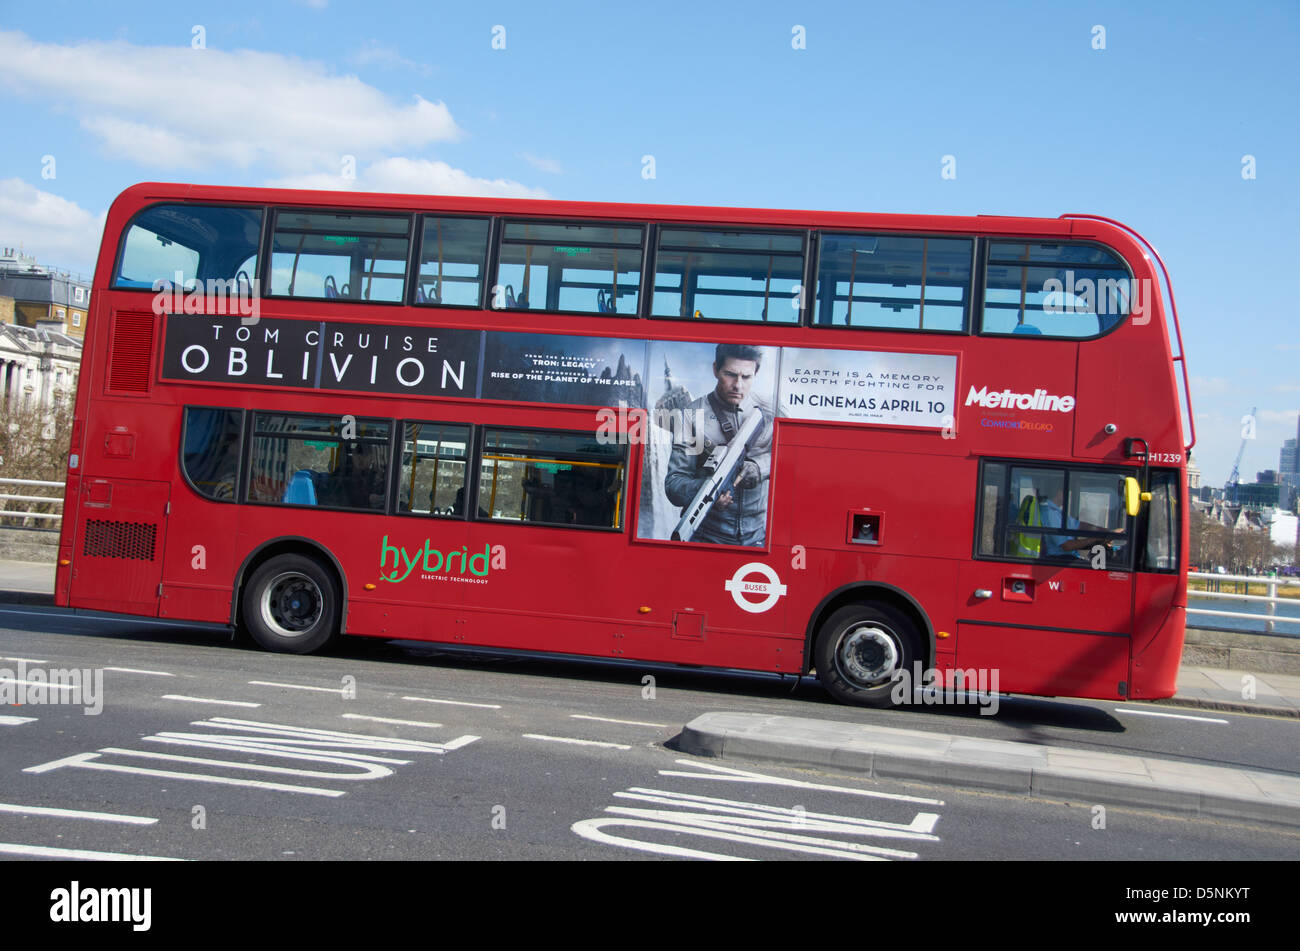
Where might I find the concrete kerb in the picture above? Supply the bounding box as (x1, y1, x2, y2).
(1152, 695, 1298, 719)
(679, 712, 1300, 828)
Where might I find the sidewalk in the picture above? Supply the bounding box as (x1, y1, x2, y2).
(680, 712, 1300, 828)
(0, 558, 55, 604)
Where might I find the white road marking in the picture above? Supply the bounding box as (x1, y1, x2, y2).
(22, 717, 480, 799)
(1113, 707, 1230, 724)
(198, 717, 471, 753)
(570, 714, 668, 728)
(571, 815, 895, 861)
(602, 808, 919, 859)
(0, 842, 184, 861)
(571, 818, 754, 860)
(341, 713, 443, 729)
(523, 733, 632, 750)
(22, 752, 346, 797)
(163, 695, 261, 708)
(1, 656, 48, 664)
(0, 716, 37, 725)
(106, 667, 174, 677)
(105, 747, 399, 781)
(615, 789, 941, 839)
(574, 761, 944, 861)
(660, 758, 945, 805)
(0, 678, 78, 691)
(248, 680, 347, 695)
(402, 696, 501, 709)
(0, 802, 157, 825)
(146, 735, 411, 765)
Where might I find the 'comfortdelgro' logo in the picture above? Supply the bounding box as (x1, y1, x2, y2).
(1, 660, 103, 715)
(965, 386, 1075, 413)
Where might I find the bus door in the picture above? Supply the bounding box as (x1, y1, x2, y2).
(68, 477, 171, 616)
(957, 463, 1134, 700)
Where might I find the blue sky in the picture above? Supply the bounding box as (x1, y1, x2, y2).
(1, 0, 1296, 487)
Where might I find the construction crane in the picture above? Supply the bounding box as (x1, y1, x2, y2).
(1226, 405, 1257, 504)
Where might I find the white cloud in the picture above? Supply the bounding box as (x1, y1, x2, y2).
(1259, 408, 1299, 426)
(1190, 376, 1234, 395)
(349, 39, 431, 76)
(0, 179, 105, 275)
(520, 153, 563, 175)
(0, 30, 460, 173)
(268, 157, 549, 199)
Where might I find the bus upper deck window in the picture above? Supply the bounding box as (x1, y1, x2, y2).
(651, 229, 803, 324)
(981, 242, 1132, 339)
(494, 220, 645, 316)
(270, 211, 411, 302)
(114, 204, 262, 291)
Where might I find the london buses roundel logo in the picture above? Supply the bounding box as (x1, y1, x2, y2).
(724, 562, 788, 614)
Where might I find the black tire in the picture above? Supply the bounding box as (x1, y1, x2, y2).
(814, 603, 922, 707)
(240, 554, 340, 654)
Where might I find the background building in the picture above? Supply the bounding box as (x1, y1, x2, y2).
(0, 323, 81, 412)
(0, 248, 91, 340)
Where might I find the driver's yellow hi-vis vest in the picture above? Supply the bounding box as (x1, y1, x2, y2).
(1012, 495, 1042, 557)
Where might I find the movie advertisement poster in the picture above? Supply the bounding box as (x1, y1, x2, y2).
(161, 316, 482, 399)
(778, 347, 957, 429)
(636, 340, 779, 547)
(479, 331, 647, 409)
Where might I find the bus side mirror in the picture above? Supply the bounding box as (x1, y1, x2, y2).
(1124, 476, 1150, 517)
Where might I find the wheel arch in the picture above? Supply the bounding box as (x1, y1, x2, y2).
(231, 536, 349, 632)
(802, 582, 935, 674)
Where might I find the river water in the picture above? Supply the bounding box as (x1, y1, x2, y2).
(1186, 594, 1300, 637)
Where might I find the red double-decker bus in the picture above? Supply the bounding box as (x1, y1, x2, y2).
(55, 182, 1192, 707)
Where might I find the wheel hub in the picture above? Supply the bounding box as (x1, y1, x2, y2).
(261, 572, 323, 637)
(837, 624, 900, 686)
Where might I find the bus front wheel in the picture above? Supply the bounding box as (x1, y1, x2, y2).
(815, 603, 920, 707)
(241, 554, 340, 654)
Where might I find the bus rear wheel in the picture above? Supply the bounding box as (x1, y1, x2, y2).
(815, 603, 920, 707)
(241, 554, 340, 654)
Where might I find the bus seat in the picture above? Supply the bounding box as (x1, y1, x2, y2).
(283, 469, 319, 505)
(1012, 323, 1042, 335)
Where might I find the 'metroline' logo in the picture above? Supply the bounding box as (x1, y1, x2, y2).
(1, 660, 103, 715)
(965, 386, 1075, 413)
(891, 663, 1000, 715)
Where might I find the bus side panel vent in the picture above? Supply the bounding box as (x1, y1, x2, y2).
(107, 312, 155, 394)
(82, 519, 158, 561)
